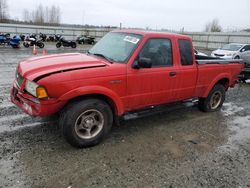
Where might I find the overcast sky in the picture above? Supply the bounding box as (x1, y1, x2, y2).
(7, 0, 250, 31)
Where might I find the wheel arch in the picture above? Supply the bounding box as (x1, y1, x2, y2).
(58, 86, 125, 116)
(203, 76, 230, 98)
(64, 94, 118, 116)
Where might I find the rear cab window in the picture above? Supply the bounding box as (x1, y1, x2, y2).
(178, 39, 194, 66)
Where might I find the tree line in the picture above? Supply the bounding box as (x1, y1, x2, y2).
(22, 4, 61, 26)
(0, 0, 8, 22)
(0, 0, 61, 26)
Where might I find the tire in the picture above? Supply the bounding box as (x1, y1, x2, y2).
(56, 42, 61, 48)
(23, 42, 29, 48)
(38, 42, 44, 48)
(234, 56, 240, 59)
(71, 42, 77, 48)
(198, 84, 226, 112)
(60, 99, 113, 148)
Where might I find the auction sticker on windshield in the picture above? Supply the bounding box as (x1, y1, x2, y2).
(124, 36, 140, 44)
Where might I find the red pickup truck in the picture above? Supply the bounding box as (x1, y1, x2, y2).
(11, 30, 243, 148)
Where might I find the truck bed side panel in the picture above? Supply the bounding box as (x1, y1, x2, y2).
(195, 63, 242, 98)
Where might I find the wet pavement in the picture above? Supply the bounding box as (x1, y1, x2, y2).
(0, 44, 250, 188)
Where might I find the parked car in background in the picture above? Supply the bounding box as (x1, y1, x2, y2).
(234, 45, 250, 82)
(211, 43, 249, 59)
(194, 48, 207, 56)
(233, 45, 250, 61)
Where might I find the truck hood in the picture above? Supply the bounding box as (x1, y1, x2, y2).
(18, 53, 108, 80)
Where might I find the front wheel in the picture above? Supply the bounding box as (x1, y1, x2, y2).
(198, 84, 226, 112)
(60, 99, 113, 148)
(56, 42, 61, 48)
(23, 42, 29, 48)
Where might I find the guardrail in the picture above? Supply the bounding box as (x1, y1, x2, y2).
(184, 31, 250, 49)
(1, 23, 250, 49)
(0, 23, 112, 40)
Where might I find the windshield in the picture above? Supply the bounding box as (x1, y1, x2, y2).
(88, 32, 142, 63)
(221, 44, 243, 51)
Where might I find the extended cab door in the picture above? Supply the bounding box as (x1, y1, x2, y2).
(174, 39, 198, 100)
(126, 38, 178, 110)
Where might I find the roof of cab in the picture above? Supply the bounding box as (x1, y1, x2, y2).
(111, 29, 191, 40)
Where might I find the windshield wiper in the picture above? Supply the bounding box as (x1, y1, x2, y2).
(88, 52, 114, 64)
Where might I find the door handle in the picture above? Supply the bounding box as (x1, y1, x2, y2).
(169, 71, 177, 77)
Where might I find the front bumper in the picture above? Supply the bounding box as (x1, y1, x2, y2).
(211, 54, 233, 59)
(10, 83, 65, 117)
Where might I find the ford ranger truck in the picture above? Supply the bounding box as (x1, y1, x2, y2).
(11, 30, 243, 148)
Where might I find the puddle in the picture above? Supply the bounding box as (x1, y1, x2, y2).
(221, 102, 244, 116)
(0, 122, 45, 133)
(0, 103, 14, 108)
(228, 115, 250, 144)
(0, 114, 27, 124)
(220, 102, 250, 151)
(0, 157, 25, 188)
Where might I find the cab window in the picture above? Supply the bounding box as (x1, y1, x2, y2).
(138, 38, 173, 67)
(178, 39, 194, 66)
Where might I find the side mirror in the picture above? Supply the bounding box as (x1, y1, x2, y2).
(133, 57, 152, 69)
(241, 48, 246, 52)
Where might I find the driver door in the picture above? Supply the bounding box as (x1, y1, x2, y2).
(126, 38, 178, 110)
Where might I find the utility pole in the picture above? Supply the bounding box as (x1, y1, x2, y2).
(82, 10, 85, 35)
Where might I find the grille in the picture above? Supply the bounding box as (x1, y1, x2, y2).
(214, 53, 225, 57)
(16, 71, 24, 88)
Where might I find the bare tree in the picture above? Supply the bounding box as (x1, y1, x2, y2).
(44, 6, 49, 23)
(0, 0, 9, 22)
(205, 19, 222, 32)
(49, 5, 61, 25)
(33, 4, 45, 24)
(22, 4, 61, 26)
(22, 9, 30, 22)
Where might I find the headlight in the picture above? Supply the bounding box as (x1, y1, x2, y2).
(226, 53, 235, 56)
(25, 80, 48, 99)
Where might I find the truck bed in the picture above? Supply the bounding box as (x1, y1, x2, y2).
(195, 55, 243, 65)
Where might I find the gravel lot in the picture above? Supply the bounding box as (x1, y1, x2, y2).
(0, 45, 250, 188)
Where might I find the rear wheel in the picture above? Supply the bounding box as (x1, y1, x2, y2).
(71, 42, 77, 48)
(198, 84, 225, 112)
(60, 99, 113, 148)
(23, 42, 29, 48)
(234, 56, 240, 59)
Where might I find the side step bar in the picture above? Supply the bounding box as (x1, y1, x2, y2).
(122, 99, 198, 121)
